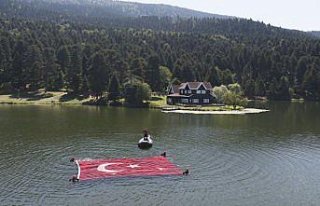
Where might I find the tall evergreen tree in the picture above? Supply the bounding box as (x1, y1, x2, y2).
(11, 40, 28, 90)
(302, 65, 320, 100)
(57, 46, 71, 74)
(277, 76, 291, 100)
(88, 53, 108, 98)
(146, 55, 160, 91)
(254, 78, 266, 96)
(24, 45, 43, 90)
(130, 58, 147, 80)
(108, 72, 121, 102)
(206, 66, 221, 87)
(67, 45, 83, 94)
(43, 47, 63, 91)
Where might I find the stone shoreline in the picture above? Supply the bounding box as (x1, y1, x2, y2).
(161, 108, 270, 115)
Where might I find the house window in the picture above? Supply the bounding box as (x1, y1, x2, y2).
(196, 90, 201, 94)
(188, 90, 191, 94)
(181, 98, 189, 104)
(203, 99, 210, 103)
(193, 99, 199, 104)
(201, 90, 206, 94)
(168, 98, 172, 103)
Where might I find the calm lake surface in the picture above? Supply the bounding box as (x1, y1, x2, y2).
(1, 102, 320, 205)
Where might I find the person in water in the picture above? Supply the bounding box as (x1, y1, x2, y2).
(69, 176, 79, 182)
(183, 169, 189, 176)
(160, 152, 166, 157)
(143, 130, 149, 140)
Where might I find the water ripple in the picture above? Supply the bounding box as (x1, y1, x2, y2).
(2, 107, 320, 205)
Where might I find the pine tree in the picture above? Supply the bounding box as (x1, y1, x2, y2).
(88, 53, 108, 98)
(57, 46, 71, 74)
(206, 66, 221, 87)
(43, 47, 62, 91)
(244, 79, 255, 98)
(146, 55, 160, 91)
(221, 69, 234, 85)
(0, 43, 5, 85)
(254, 78, 266, 96)
(295, 56, 309, 86)
(11, 40, 28, 90)
(108, 73, 121, 102)
(181, 62, 196, 82)
(302, 65, 320, 100)
(24, 45, 43, 90)
(130, 58, 147, 80)
(277, 76, 291, 100)
(67, 45, 83, 94)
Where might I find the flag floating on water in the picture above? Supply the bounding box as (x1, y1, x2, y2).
(74, 156, 182, 181)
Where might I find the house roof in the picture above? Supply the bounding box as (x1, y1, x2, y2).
(168, 93, 217, 98)
(179, 82, 212, 90)
(170, 85, 180, 94)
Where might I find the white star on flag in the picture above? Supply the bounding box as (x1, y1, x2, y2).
(127, 164, 140, 169)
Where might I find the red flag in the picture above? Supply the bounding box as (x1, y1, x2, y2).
(75, 156, 182, 180)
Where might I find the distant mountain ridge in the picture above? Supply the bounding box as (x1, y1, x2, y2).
(309, 31, 320, 38)
(11, 0, 231, 19)
(0, 0, 308, 39)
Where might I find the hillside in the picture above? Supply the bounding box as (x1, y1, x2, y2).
(0, 0, 307, 39)
(0, 0, 231, 19)
(0, 0, 320, 101)
(309, 31, 320, 38)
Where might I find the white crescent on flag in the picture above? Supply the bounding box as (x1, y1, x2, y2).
(97, 163, 124, 173)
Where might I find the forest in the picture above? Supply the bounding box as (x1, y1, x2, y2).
(0, 0, 320, 102)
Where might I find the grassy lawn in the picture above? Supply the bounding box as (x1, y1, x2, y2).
(0, 91, 93, 105)
(148, 95, 167, 108)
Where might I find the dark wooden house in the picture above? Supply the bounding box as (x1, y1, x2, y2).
(167, 82, 216, 105)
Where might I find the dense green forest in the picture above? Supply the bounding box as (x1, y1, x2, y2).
(0, 0, 320, 101)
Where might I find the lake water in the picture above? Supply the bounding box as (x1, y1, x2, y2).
(1, 102, 320, 205)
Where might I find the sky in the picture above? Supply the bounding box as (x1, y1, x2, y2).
(124, 0, 319, 31)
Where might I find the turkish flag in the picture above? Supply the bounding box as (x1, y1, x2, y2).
(75, 156, 182, 180)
